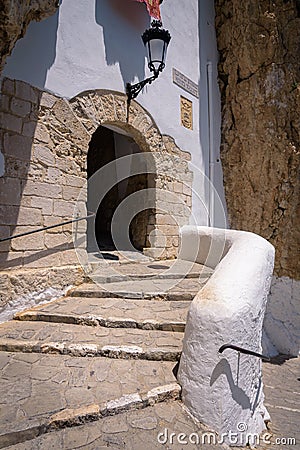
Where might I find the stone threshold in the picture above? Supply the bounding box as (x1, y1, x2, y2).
(0, 383, 181, 449)
(15, 310, 186, 332)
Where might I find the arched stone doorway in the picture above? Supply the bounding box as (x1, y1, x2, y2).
(86, 124, 155, 252)
(65, 89, 193, 259)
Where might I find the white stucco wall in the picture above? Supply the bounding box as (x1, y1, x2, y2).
(1, 0, 227, 227)
(263, 276, 300, 357)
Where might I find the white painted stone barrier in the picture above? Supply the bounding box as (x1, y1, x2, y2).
(178, 226, 275, 446)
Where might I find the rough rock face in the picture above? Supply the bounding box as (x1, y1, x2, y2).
(215, 0, 300, 279)
(0, 0, 59, 73)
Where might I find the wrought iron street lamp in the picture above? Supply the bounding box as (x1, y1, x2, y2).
(126, 20, 171, 103)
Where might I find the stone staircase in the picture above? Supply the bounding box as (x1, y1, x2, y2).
(0, 257, 215, 449)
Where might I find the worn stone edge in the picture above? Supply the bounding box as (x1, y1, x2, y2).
(70, 289, 196, 301)
(0, 340, 181, 361)
(14, 310, 186, 332)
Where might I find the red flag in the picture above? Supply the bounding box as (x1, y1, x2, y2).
(135, 0, 161, 20)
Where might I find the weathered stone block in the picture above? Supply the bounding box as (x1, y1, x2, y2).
(31, 197, 53, 215)
(52, 99, 91, 149)
(3, 133, 33, 160)
(45, 233, 70, 249)
(1, 113, 22, 133)
(0, 205, 19, 225)
(0, 273, 10, 307)
(53, 200, 76, 217)
(156, 214, 177, 226)
(27, 163, 45, 181)
(4, 156, 30, 180)
(23, 250, 61, 268)
(0, 226, 10, 240)
(11, 228, 45, 251)
(156, 225, 179, 237)
(0, 178, 21, 205)
(0, 251, 24, 271)
(17, 207, 43, 226)
(15, 81, 38, 103)
(43, 215, 63, 233)
(33, 145, 55, 167)
(40, 92, 58, 108)
(0, 94, 10, 111)
(22, 180, 62, 198)
(185, 195, 192, 207)
(62, 185, 82, 201)
(59, 249, 80, 266)
(63, 175, 85, 188)
(45, 167, 61, 184)
(2, 78, 15, 95)
(182, 183, 191, 196)
(34, 123, 51, 144)
(10, 98, 31, 117)
(22, 121, 37, 137)
(47, 265, 83, 288)
(173, 181, 183, 194)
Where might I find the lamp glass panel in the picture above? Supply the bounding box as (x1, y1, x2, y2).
(149, 38, 164, 70)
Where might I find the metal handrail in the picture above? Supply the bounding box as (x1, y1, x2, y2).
(219, 344, 270, 361)
(0, 212, 95, 243)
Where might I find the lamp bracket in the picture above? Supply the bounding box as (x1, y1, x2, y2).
(126, 71, 159, 103)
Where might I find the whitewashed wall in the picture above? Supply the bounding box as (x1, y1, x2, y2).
(1, 0, 227, 227)
(264, 277, 300, 357)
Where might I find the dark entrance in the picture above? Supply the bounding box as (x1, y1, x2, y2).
(87, 125, 154, 252)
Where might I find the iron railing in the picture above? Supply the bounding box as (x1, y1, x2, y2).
(219, 344, 270, 361)
(0, 212, 95, 243)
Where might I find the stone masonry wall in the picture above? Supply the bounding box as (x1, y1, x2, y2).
(215, 0, 300, 279)
(0, 78, 193, 309)
(0, 78, 85, 309)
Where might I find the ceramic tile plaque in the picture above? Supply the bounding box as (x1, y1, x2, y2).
(180, 96, 193, 130)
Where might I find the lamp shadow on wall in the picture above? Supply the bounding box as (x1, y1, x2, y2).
(95, 0, 150, 85)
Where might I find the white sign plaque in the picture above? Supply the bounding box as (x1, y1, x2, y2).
(172, 68, 199, 98)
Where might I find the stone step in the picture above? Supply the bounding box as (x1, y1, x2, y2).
(3, 400, 228, 450)
(85, 259, 213, 284)
(85, 270, 204, 283)
(15, 297, 190, 332)
(0, 321, 183, 361)
(71, 277, 206, 301)
(0, 351, 180, 448)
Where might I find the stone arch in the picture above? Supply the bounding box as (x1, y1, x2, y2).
(33, 88, 193, 259)
(68, 89, 164, 155)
